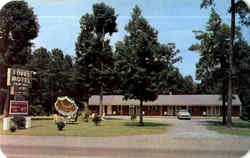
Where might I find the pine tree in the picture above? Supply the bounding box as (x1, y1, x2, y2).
(116, 6, 166, 126)
(190, 8, 250, 123)
(75, 3, 118, 115)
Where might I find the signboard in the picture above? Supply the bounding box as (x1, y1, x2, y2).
(7, 68, 32, 96)
(9, 100, 28, 115)
(14, 93, 26, 101)
(7, 68, 33, 115)
(55, 96, 78, 116)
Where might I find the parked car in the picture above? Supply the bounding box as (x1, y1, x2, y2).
(177, 109, 191, 120)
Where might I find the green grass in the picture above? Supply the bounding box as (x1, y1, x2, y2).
(207, 119, 250, 136)
(0, 119, 170, 137)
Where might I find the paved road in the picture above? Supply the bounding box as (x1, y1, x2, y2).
(0, 118, 249, 158)
(1, 145, 247, 158)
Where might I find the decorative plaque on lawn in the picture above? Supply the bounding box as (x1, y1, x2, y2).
(54, 96, 78, 116)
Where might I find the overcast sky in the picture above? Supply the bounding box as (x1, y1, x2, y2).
(2, 0, 250, 81)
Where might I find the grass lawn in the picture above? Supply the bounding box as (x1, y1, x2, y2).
(0, 119, 170, 137)
(207, 119, 250, 136)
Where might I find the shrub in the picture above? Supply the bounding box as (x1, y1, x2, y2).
(53, 114, 59, 122)
(84, 112, 91, 122)
(10, 125, 17, 132)
(81, 110, 91, 123)
(56, 121, 65, 131)
(11, 116, 26, 129)
(92, 114, 102, 126)
(130, 114, 137, 121)
(30, 104, 47, 116)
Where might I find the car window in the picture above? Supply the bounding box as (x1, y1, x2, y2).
(179, 109, 188, 112)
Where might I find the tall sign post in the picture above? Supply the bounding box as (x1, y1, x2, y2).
(7, 68, 33, 115)
(3, 68, 33, 130)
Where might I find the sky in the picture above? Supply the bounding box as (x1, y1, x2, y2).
(1, 0, 250, 81)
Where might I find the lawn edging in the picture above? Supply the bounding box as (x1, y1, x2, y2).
(206, 119, 250, 137)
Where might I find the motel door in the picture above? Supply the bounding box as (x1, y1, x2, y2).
(129, 105, 136, 115)
(167, 106, 174, 116)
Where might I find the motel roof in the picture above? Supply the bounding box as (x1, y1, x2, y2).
(88, 95, 242, 106)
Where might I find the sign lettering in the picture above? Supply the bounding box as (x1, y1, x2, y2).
(9, 101, 28, 115)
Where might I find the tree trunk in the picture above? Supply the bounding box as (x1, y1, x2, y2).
(99, 28, 105, 117)
(222, 90, 226, 125)
(222, 78, 227, 125)
(99, 81, 104, 116)
(2, 88, 9, 116)
(0, 29, 9, 54)
(139, 99, 144, 126)
(227, 0, 235, 128)
(0, 89, 7, 116)
(0, 64, 8, 116)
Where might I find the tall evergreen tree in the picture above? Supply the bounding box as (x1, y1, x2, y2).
(75, 3, 118, 115)
(27, 47, 77, 114)
(189, 9, 230, 124)
(190, 8, 250, 123)
(116, 6, 178, 125)
(234, 39, 250, 121)
(200, 0, 250, 126)
(156, 44, 182, 94)
(26, 47, 51, 111)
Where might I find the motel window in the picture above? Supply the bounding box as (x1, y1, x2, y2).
(149, 106, 152, 112)
(152, 106, 155, 112)
(156, 106, 160, 112)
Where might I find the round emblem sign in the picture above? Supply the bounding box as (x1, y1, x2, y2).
(54, 96, 78, 116)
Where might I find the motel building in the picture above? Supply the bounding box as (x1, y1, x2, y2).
(88, 95, 242, 116)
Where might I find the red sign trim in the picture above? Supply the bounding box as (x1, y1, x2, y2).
(9, 100, 29, 115)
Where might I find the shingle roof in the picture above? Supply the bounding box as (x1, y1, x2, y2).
(88, 95, 242, 106)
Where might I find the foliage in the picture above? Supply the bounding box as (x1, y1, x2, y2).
(11, 116, 26, 129)
(53, 114, 59, 122)
(30, 104, 47, 116)
(75, 2, 119, 115)
(0, 0, 39, 65)
(81, 110, 91, 122)
(200, 0, 249, 128)
(26, 47, 51, 110)
(190, 8, 250, 121)
(156, 44, 184, 94)
(201, 0, 250, 26)
(189, 9, 230, 93)
(116, 5, 181, 125)
(26, 47, 79, 113)
(182, 75, 198, 94)
(235, 1, 250, 26)
(130, 114, 137, 121)
(56, 121, 65, 131)
(9, 125, 17, 132)
(92, 114, 102, 126)
(0, 0, 39, 115)
(235, 41, 250, 121)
